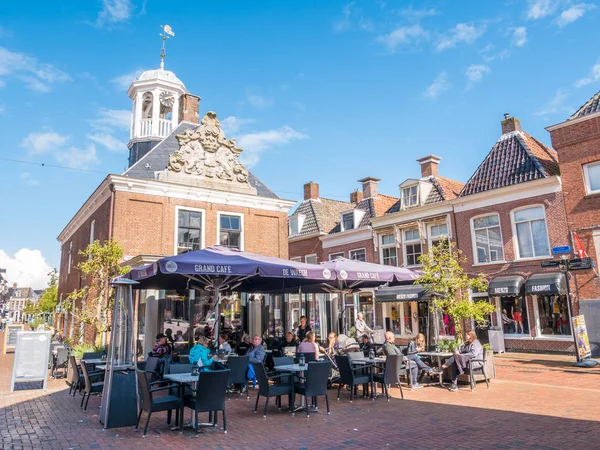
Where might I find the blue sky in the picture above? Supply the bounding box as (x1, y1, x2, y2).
(1, 0, 600, 288)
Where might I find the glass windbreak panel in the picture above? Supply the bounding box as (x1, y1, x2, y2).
(500, 296, 529, 335)
(537, 295, 571, 336)
(358, 294, 374, 332)
(306, 293, 326, 341)
(287, 294, 302, 332)
(266, 294, 284, 339)
(587, 163, 600, 191)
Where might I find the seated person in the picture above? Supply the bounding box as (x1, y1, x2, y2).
(433, 330, 483, 392)
(151, 333, 172, 358)
(359, 334, 375, 357)
(218, 333, 232, 354)
(236, 334, 252, 355)
(405, 333, 433, 377)
(189, 336, 215, 369)
(174, 330, 185, 342)
(382, 331, 421, 389)
(246, 335, 266, 385)
(280, 331, 298, 351)
(320, 332, 339, 355)
(297, 331, 320, 360)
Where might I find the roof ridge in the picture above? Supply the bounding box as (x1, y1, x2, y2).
(569, 90, 600, 121)
(514, 132, 548, 178)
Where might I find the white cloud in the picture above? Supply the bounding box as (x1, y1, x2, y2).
(96, 0, 135, 27)
(0, 248, 52, 290)
(91, 108, 131, 131)
(534, 89, 572, 116)
(399, 7, 437, 18)
(0, 46, 71, 92)
(436, 23, 486, 51)
(423, 72, 451, 99)
(333, 2, 354, 32)
(555, 3, 595, 27)
(20, 172, 40, 187)
(574, 62, 600, 88)
(54, 143, 99, 169)
(237, 126, 308, 167)
(526, 0, 557, 19)
(87, 132, 127, 152)
(466, 64, 491, 83)
(512, 27, 527, 47)
(220, 116, 256, 135)
(111, 67, 145, 90)
(245, 93, 274, 110)
(20, 128, 68, 155)
(377, 24, 430, 52)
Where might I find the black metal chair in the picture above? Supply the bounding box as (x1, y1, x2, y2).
(294, 361, 331, 418)
(135, 369, 183, 436)
(464, 347, 490, 391)
(144, 356, 161, 382)
(66, 355, 103, 397)
(183, 369, 230, 436)
(82, 351, 103, 360)
(273, 356, 294, 385)
(52, 347, 69, 379)
(251, 362, 293, 417)
(334, 355, 372, 402)
(296, 352, 317, 363)
(373, 355, 405, 400)
(80, 361, 104, 411)
(226, 355, 250, 399)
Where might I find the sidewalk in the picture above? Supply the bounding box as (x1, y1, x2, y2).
(1, 336, 599, 449)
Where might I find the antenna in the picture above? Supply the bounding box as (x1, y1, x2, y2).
(159, 25, 175, 70)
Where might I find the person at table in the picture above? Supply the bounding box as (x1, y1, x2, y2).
(236, 334, 252, 355)
(405, 333, 434, 377)
(246, 335, 266, 386)
(359, 334, 375, 357)
(297, 331, 320, 360)
(433, 330, 483, 392)
(297, 316, 311, 342)
(151, 333, 172, 357)
(355, 312, 373, 339)
(190, 336, 215, 369)
(383, 331, 421, 389)
(320, 332, 339, 355)
(218, 333, 232, 354)
(280, 331, 298, 351)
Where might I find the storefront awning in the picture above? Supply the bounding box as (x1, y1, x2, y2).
(488, 275, 525, 296)
(375, 284, 428, 302)
(525, 273, 567, 295)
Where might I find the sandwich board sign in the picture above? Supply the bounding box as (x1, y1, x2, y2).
(10, 331, 51, 392)
(3, 324, 24, 354)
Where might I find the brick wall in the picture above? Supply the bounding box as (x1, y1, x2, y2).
(322, 238, 376, 263)
(289, 236, 323, 262)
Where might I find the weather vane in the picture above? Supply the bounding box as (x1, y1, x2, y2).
(159, 24, 175, 70)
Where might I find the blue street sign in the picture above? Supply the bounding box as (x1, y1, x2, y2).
(552, 246, 571, 255)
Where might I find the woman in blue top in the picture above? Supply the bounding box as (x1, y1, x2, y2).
(189, 336, 215, 369)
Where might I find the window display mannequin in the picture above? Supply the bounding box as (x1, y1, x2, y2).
(513, 299, 524, 334)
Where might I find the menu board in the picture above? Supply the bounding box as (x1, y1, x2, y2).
(10, 331, 51, 392)
(573, 315, 592, 360)
(3, 324, 24, 354)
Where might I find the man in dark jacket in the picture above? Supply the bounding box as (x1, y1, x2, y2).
(382, 331, 420, 388)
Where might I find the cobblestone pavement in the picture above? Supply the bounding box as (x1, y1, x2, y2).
(1, 342, 599, 450)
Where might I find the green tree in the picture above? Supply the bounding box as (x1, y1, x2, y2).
(64, 239, 129, 346)
(416, 237, 496, 343)
(23, 269, 59, 326)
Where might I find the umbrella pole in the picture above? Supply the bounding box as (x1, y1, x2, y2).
(187, 289, 195, 351)
(214, 290, 222, 348)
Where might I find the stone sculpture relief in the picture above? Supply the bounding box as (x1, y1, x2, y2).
(168, 111, 249, 183)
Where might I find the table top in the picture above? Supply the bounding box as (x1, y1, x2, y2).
(419, 351, 453, 357)
(164, 373, 198, 383)
(353, 357, 386, 364)
(82, 358, 105, 365)
(95, 364, 132, 371)
(274, 363, 308, 372)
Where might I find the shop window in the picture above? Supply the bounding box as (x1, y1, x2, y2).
(512, 206, 550, 259)
(536, 295, 571, 336)
(438, 310, 455, 338)
(380, 234, 397, 266)
(500, 296, 529, 335)
(219, 213, 243, 250)
(403, 228, 422, 266)
(177, 209, 203, 254)
(382, 302, 417, 337)
(583, 161, 600, 194)
(472, 214, 504, 263)
(349, 248, 366, 261)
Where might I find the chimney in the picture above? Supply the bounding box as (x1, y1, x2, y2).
(358, 177, 380, 198)
(350, 189, 363, 204)
(304, 182, 319, 200)
(178, 93, 201, 124)
(501, 113, 521, 135)
(416, 155, 442, 178)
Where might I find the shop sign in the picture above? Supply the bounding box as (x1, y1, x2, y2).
(530, 284, 552, 293)
(552, 245, 571, 255)
(492, 287, 509, 294)
(396, 293, 419, 300)
(572, 315, 592, 360)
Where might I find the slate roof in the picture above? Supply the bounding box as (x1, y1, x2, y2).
(385, 176, 464, 214)
(459, 130, 560, 197)
(290, 198, 353, 236)
(328, 194, 400, 233)
(569, 90, 600, 121)
(123, 121, 280, 199)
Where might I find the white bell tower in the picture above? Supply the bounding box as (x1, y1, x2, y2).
(126, 25, 190, 167)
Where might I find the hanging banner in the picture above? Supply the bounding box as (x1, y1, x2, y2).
(572, 315, 592, 360)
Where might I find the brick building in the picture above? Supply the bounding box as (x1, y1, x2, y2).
(7, 286, 39, 323)
(56, 65, 295, 349)
(547, 89, 600, 355)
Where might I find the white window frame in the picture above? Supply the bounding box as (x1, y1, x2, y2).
(379, 233, 398, 266)
(470, 213, 505, 265)
(349, 248, 367, 262)
(510, 204, 551, 261)
(329, 252, 345, 260)
(401, 185, 419, 209)
(67, 241, 72, 274)
(305, 253, 318, 264)
(174, 206, 206, 255)
(403, 228, 422, 267)
(217, 211, 245, 251)
(427, 222, 449, 249)
(583, 160, 600, 195)
(289, 213, 305, 236)
(88, 220, 95, 260)
(290, 256, 302, 262)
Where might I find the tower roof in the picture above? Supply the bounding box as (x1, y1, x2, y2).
(137, 68, 186, 87)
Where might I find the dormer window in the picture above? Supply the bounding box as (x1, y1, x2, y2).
(342, 213, 354, 231)
(402, 185, 419, 209)
(340, 209, 366, 231)
(289, 214, 305, 236)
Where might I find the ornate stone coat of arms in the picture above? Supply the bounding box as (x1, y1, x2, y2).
(161, 111, 255, 194)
